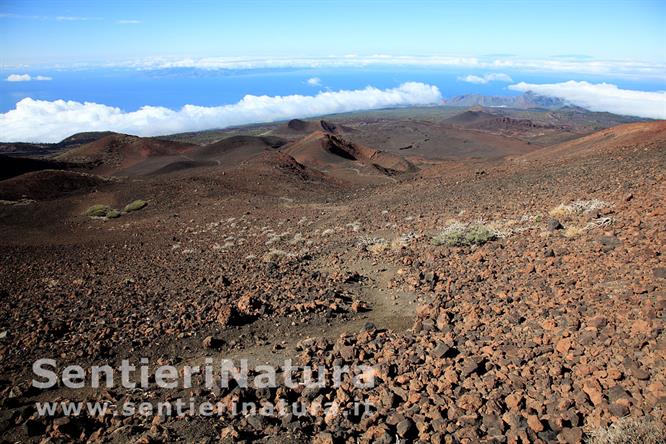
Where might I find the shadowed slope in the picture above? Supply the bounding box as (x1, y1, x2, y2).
(0, 155, 74, 181)
(119, 135, 288, 176)
(0, 170, 112, 200)
(56, 134, 196, 175)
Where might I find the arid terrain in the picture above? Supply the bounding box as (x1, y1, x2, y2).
(0, 106, 664, 443)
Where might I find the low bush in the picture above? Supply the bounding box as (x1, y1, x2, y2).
(124, 199, 147, 213)
(106, 209, 121, 219)
(85, 204, 112, 217)
(432, 222, 496, 247)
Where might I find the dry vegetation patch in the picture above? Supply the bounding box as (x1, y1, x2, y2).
(586, 417, 666, 444)
(549, 199, 611, 218)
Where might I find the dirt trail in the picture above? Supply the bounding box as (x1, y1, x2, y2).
(338, 257, 418, 332)
(182, 257, 419, 369)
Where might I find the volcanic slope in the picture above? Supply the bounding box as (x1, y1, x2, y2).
(124, 135, 288, 176)
(0, 155, 74, 181)
(270, 118, 356, 138)
(0, 170, 113, 201)
(55, 133, 196, 175)
(520, 120, 666, 161)
(281, 131, 416, 184)
(0, 120, 664, 443)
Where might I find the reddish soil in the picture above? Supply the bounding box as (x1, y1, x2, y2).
(0, 117, 664, 443)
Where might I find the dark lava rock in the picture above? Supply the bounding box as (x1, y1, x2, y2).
(548, 219, 563, 231)
(23, 419, 46, 437)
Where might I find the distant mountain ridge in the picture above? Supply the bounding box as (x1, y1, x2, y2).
(446, 91, 567, 109)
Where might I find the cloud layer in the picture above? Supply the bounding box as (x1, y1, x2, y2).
(509, 81, 666, 119)
(110, 55, 665, 80)
(3, 54, 662, 80)
(6, 74, 52, 82)
(459, 73, 513, 84)
(0, 82, 442, 143)
(306, 77, 322, 86)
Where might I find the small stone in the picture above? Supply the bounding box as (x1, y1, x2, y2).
(548, 219, 563, 231)
(351, 300, 366, 313)
(607, 385, 630, 404)
(609, 403, 629, 417)
(527, 415, 544, 433)
(313, 432, 334, 444)
(630, 319, 651, 336)
(431, 342, 450, 359)
(53, 417, 76, 436)
(582, 380, 604, 406)
(423, 271, 437, 283)
(623, 357, 650, 380)
(458, 393, 483, 412)
(588, 316, 607, 329)
(416, 304, 433, 318)
(505, 393, 522, 410)
(599, 235, 620, 252)
(556, 338, 572, 354)
(220, 426, 239, 441)
(202, 336, 223, 349)
(558, 427, 583, 444)
(362, 322, 376, 332)
(246, 414, 266, 429)
(396, 418, 415, 438)
(23, 419, 46, 437)
(460, 357, 482, 377)
(217, 306, 236, 326)
(436, 312, 449, 330)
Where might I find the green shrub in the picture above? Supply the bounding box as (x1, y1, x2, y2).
(124, 199, 147, 213)
(106, 209, 121, 219)
(432, 223, 496, 247)
(85, 204, 111, 217)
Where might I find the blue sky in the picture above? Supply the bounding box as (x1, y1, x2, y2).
(1, 0, 665, 142)
(2, 0, 665, 65)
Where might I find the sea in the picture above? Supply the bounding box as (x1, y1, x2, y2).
(1, 66, 663, 113)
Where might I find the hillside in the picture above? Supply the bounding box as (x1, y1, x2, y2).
(56, 133, 196, 175)
(521, 120, 666, 161)
(0, 114, 664, 443)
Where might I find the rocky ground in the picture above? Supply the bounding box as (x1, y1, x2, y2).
(0, 120, 664, 443)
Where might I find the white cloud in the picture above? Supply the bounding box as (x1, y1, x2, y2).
(6, 74, 31, 82)
(306, 77, 322, 86)
(5, 74, 52, 82)
(458, 75, 486, 84)
(108, 55, 665, 80)
(55, 16, 98, 21)
(0, 82, 442, 143)
(458, 72, 513, 84)
(4, 53, 662, 80)
(116, 19, 141, 24)
(509, 80, 666, 119)
(0, 13, 100, 21)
